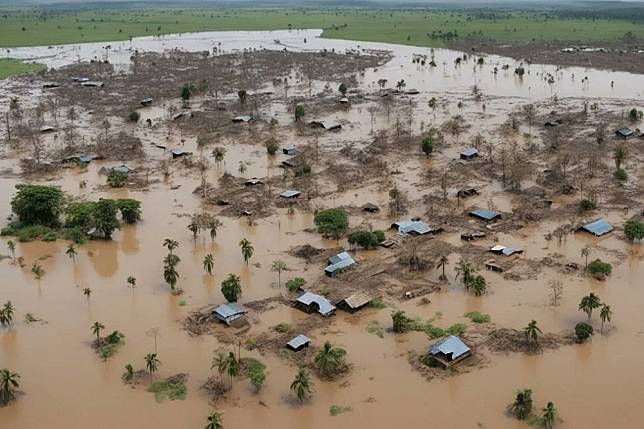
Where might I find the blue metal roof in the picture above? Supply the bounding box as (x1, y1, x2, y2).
(287, 334, 311, 350)
(325, 258, 356, 275)
(213, 303, 246, 319)
(429, 335, 470, 359)
(470, 209, 501, 221)
(328, 251, 352, 265)
(394, 219, 433, 235)
(297, 292, 336, 316)
(580, 219, 614, 236)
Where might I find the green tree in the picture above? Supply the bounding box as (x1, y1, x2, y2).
(91, 321, 105, 346)
(116, 199, 142, 224)
(209, 219, 222, 241)
(290, 367, 312, 403)
(83, 287, 92, 302)
(11, 184, 64, 226)
(314, 208, 348, 239)
(454, 259, 476, 285)
(181, 84, 192, 103)
(580, 247, 590, 269)
(225, 352, 240, 388)
(509, 388, 533, 420)
(205, 412, 224, 429)
(212, 146, 226, 166)
(211, 351, 228, 381)
(467, 275, 487, 296)
(613, 145, 626, 170)
(314, 341, 347, 377)
(239, 239, 254, 264)
(540, 402, 558, 429)
(524, 320, 542, 345)
(221, 274, 242, 302)
(271, 260, 287, 288)
(144, 352, 160, 382)
(0, 369, 20, 405)
(579, 293, 601, 320)
(575, 322, 594, 341)
(1, 301, 14, 327)
(128, 111, 140, 123)
(624, 220, 644, 242)
(294, 104, 305, 122)
(203, 254, 214, 275)
(7, 240, 15, 260)
(163, 238, 179, 255)
(31, 263, 44, 279)
(93, 199, 120, 239)
(247, 360, 266, 392)
(421, 137, 433, 156)
(391, 310, 410, 333)
(436, 255, 448, 280)
(600, 304, 613, 333)
(163, 254, 180, 291)
(66, 243, 77, 262)
(127, 276, 137, 288)
(122, 364, 135, 383)
(347, 230, 385, 249)
(338, 82, 347, 96)
(237, 90, 247, 103)
(188, 220, 200, 239)
(107, 170, 128, 188)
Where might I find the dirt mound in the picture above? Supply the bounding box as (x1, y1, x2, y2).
(483, 328, 573, 355)
(289, 244, 325, 260)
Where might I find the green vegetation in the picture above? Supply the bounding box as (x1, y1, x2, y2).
(574, 322, 594, 342)
(464, 311, 490, 324)
(0, 58, 46, 80)
(286, 277, 305, 292)
(613, 168, 628, 182)
(369, 297, 386, 309)
(128, 111, 141, 123)
(392, 310, 466, 338)
(245, 358, 266, 392)
(314, 208, 348, 239)
(273, 323, 290, 333)
(0, 7, 641, 49)
(11, 184, 63, 227)
(221, 273, 242, 302)
(0, 368, 20, 406)
(107, 170, 128, 188)
(624, 220, 644, 241)
(294, 104, 305, 122)
(347, 229, 385, 249)
(524, 320, 542, 345)
(366, 320, 384, 338)
(98, 331, 126, 359)
(330, 404, 353, 416)
(509, 388, 533, 420)
(587, 259, 612, 276)
(290, 367, 312, 403)
(579, 199, 596, 211)
(579, 293, 602, 320)
(148, 376, 187, 402)
(421, 137, 433, 156)
(314, 341, 347, 377)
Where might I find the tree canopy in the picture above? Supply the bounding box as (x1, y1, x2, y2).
(314, 208, 348, 239)
(11, 184, 64, 226)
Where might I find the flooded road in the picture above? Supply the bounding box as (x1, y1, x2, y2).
(0, 30, 643, 429)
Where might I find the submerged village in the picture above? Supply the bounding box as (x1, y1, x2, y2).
(0, 29, 644, 429)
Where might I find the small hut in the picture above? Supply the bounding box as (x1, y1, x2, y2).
(428, 335, 471, 368)
(286, 335, 311, 351)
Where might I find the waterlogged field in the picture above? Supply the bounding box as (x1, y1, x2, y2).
(0, 58, 45, 80)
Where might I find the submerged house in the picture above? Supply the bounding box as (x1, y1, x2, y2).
(82, 81, 104, 88)
(111, 164, 133, 174)
(489, 245, 523, 257)
(391, 219, 439, 235)
(279, 190, 301, 199)
(461, 231, 486, 241)
(212, 303, 247, 326)
(62, 154, 98, 164)
(469, 209, 501, 222)
(325, 251, 356, 277)
(336, 292, 372, 312)
(140, 97, 153, 106)
(309, 120, 342, 131)
(578, 218, 614, 237)
(40, 125, 56, 133)
(460, 148, 479, 160)
(295, 292, 336, 317)
(232, 115, 256, 123)
(283, 145, 297, 155)
(286, 334, 311, 352)
(428, 335, 471, 368)
(244, 178, 263, 187)
(615, 127, 634, 139)
(171, 148, 191, 159)
(362, 203, 380, 213)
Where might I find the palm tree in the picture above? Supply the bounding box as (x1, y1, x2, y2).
(209, 219, 222, 241)
(205, 412, 224, 429)
(239, 239, 254, 264)
(211, 351, 229, 380)
(225, 352, 239, 388)
(91, 321, 105, 346)
(541, 401, 558, 429)
(290, 367, 312, 403)
(524, 320, 542, 345)
(435, 255, 448, 281)
(509, 388, 533, 420)
(203, 254, 214, 275)
(468, 275, 487, 296)
(7, 240, 15, 260)
(122, 364, 135, 383)
(271, 260, 287, 287)
(454, 259, 475, 285)
(188, 221, 200, 239)
(163, 239, 179, 255)
(0, 302, 14, 327)
(144, 352, 160, 382)
(580, 247, 590, 269)
(314, 341, 347, 377)
(579, 293, 601, 320)
(163, 254, 181, 291)
(600, 304, 613, 333)
(0, 368, 20, 405)
(66, 243, 77, 262)
(127, 276, 137, 288)
(83, 288, 92, 302)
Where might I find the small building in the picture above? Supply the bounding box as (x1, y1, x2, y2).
(140, 97, 153, 106)
(428, 335, 471, 368)
(111, 164, 133, 174)
(244, 178, 263, 187)
(283, 145, 297, 155)
(280, 190, 301, 199)
(469, 209, 501, 222)
(62, 154, 98, 164)
(82, 81, 104, 88)
(391, 219, 439, 235)
(362, 203, 380, 213)
(456, 188, 478, 198)
(309, 120, 342, 131)
(325, 251, 356, 277)
(232, 115, 255, 123)
(339, 97, 349, 104)
(295, 292, 336, 317)
(485, 259, 504, 272)
(171, 148, 190, 159)
(578, 218, 614, 237)
(42, 82, 60, 89)
(336, 292, 372, 312)
(212, 303, 247, 326)
(460, 148, 479, 160)
(286, 334, 311, 351)
(40, 125, 56, 133)
(461, 231, 486, 241)
(489, 244, 523, 257)
(544, 119, 562, 127)
(172, 111, 192, 121)
(615, 127, 634, 139)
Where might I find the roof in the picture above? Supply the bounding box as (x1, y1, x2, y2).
(141, 97, 153, 104)
(63, 154, 97, 163)
(112, 164, 132, 174)
(328, 251, 353, 265)
(393, 219, 434, 235)
(233, 115, 255, 122)
(171, 148, 187, 156)
(280, 190, 301, 198)
(579, 218, 614, 236)
(490, 244, 523, 256)
(615, 127, 633, 137)
(82, 81, 104, 87)
(339, 292, 372, 309)
(296, 292, 336, 316)
(461, 148, 479, 157)
(213, 303, 247, 319)
(245, 178, 263, 186)
(470, 209, 501, 221)
(429, 335, 470, 359)
(287, 334, 311, 349)
(325, 257, 356, 275)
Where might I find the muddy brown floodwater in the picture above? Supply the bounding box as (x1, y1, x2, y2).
(0, 29, 643, 429)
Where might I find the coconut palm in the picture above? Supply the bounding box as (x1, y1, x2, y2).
(314, 341, 347, 377)
(580, 247, 591, 269)
(144, 352, 160, 382)
(225, 352, 239, 388)
(468, 275, 487, 296)
(524, 320, 542, 345)
(435, 255, 448, 280)
(163, 254, 181, 291)
(127, 276, 137, 288)
(540, 401, 558, 429)
(203, 254, 214, 275)
(7, 240, 15, 260)
(122, 363, 135, 383)
(209, 219, 222, 241)
(205, 412, 224, 429)
(579, 293, 601, 321)
(271, 260, 287, 287)
(66, 243, 77, 262)
(239, 239, 254, 264)
(163, 239, 179, 255)
(91, 321, 105, 346)
(188, 221, 200, 239)
(600, 304, 613, 333)
(211, 351, 228, 380)
(290, 367, 312, 403)
(82, 288, 92, 302)
(0, 368, 20, 405)
(509, 388, 533, 420)
(454, 259, 476, 285)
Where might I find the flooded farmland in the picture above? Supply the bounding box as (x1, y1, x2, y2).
(0, 29, 643, 429)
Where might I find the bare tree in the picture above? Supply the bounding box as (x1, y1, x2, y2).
(549, 279, 563, 307)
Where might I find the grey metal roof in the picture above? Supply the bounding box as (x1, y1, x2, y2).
(328, 251, 352, 265)
(171, 148, 186, 156)
(393, 219, 433, 235)
(429, 335, 470, 359)
(112, 164, 132, 174)
(280, 190, 301, 198)
(296, 292, 336, 316)
(461, 148, 479, 157)
(213, 303, 246, 319)
(233, 115, 255, 122)
(287, 334, 311, 349)
(325, 257, 356, 275)
(580, 218, 614, 236)
(470, 209, 501, 221)
(490, 245, 523, 256)
(616, 127, 633, 137)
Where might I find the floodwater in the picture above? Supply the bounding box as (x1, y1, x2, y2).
(1, 30, 643, 429)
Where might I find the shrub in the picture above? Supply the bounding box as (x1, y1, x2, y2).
(329, 405, 352, 416)
(464, 311, 491, 323)
(11, 184, 64, 226)
(624, 220, 644, 241)
(246, 359, 266, 391)
(348, 229, 385, 249)
(294, 104, 305, 122)
(15, 225, 50, 242)
(370, 298, 386, 309)
(421, 354, 443, 368)
(286, 277, 306, 292)
(273, 323, 290, 333)
(575, 322, 594, 341)
(587, 259, 612, 275)
(314, 208, 348, 238)
(446, 323, 466, 336)
(338, 82, 347, 95)
(421, 137, 433, 156)
(266, 140, 279, 155)
(295, 163, 312, 177)
(613, 168, 627, 181)
(148, 376, 187, 402)
(107, 170, 128, 188)
(128, 111, 140, 122)
(93, 199, 120, 239)
(42, 231, 57, 241)
(579, 199, 596, 211)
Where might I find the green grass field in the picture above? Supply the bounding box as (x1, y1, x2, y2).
(0, 58, 46, 79)
(0, 7, 641, 49)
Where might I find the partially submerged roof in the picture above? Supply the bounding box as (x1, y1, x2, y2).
(112, 164, 132, 174)
(283, 145, 297, 154)
(40, 125, 56, 133)
(82, 81, 104, 87)
(579, 218, 614, 236)
(296, 292, 336, 316)
(405, 89, 420, 95)
(469, 209, 501, 222)
(171, 148, 189, 157)
(244, 178, 263, 186)
(339, 97, 349, 104)
(212, 303, 247, 324)
(392, 219, 437, 235)
(362, 203, 380, 213)
(337, 292, 372, 309)
(489, 244, 523, 256)
(233, 115, 255, 123)
(286, 334, 311, 350)
(62, 154, 98, 163)
(325, 252, 356, 276)
(544, 119, 562, 127)
(309, 120, 342, 131)
(460, 148, 479, 158)
(280, 190, 301, 199)
(429, 335, 471, 359)
(328, 251, 353, 265)
(141, 97, 153, 105)
(172, 111, 192, 120)
(615, 127, 634, 137)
